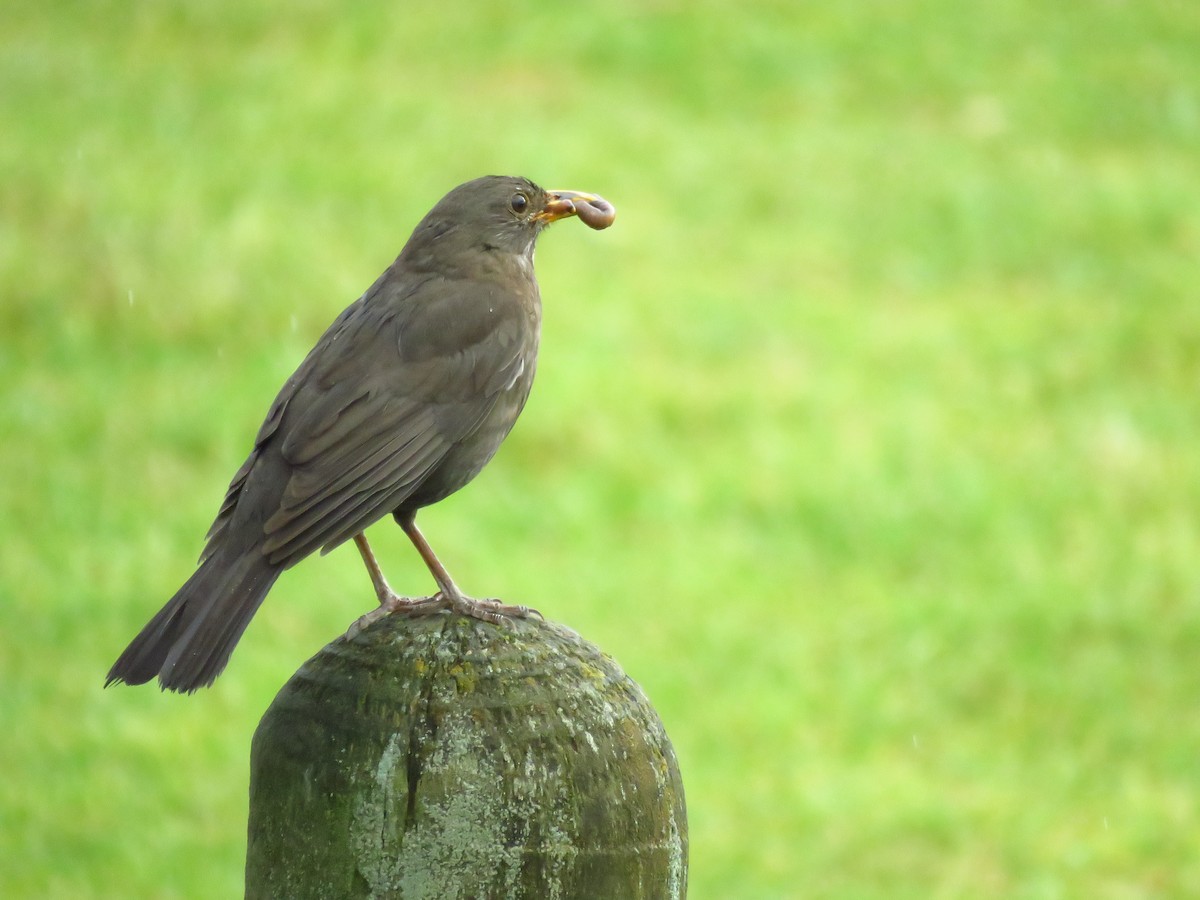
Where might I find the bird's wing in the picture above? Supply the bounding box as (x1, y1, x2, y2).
(245, 277, 532, 568)
(201, 299, 366, 561)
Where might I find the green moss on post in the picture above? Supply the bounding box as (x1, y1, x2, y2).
(246, 613, 688, 899)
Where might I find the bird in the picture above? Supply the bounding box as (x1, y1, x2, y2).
(106, 175, 615, 693)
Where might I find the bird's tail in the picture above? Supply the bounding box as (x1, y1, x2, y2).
(106, 547, 281, 693)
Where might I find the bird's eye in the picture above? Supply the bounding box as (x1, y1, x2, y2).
(510, 192, 529, 213)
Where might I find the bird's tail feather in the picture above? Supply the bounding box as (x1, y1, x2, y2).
(106, 548, 281, 693)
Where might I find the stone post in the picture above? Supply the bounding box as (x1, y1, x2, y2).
(246, 613, 687, 898)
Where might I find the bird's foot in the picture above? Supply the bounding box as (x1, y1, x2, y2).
(347, 588, 542, 635)
(387, 590, 542, 626)
(446, 592, 543, 626)
(346, 590, 425, 637)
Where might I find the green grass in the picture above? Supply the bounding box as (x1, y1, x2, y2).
(4, 1, 1199, 896)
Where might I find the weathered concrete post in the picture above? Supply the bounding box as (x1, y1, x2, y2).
(246, 613, 687, 899)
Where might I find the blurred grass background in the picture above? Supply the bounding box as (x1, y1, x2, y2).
(3, 1, 1199, 896)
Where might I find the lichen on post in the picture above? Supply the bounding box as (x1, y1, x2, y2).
(246, 613, 688, 899)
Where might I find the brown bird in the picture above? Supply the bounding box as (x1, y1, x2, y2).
(107, 175, 615, 693)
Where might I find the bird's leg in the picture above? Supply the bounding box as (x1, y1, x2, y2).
(345, 532, 429, 636)
(354, 532, 404, 605)
(396, 510, 541, 624)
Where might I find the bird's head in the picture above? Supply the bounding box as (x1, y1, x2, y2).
(399, 176, 614, 272)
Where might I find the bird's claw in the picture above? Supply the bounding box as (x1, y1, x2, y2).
(447, 594, 542, 626)
(346, 591, 424, 637)
(347, 586, 541, 637)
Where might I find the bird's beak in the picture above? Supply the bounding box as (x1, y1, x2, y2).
(538, 190, 617, 230)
